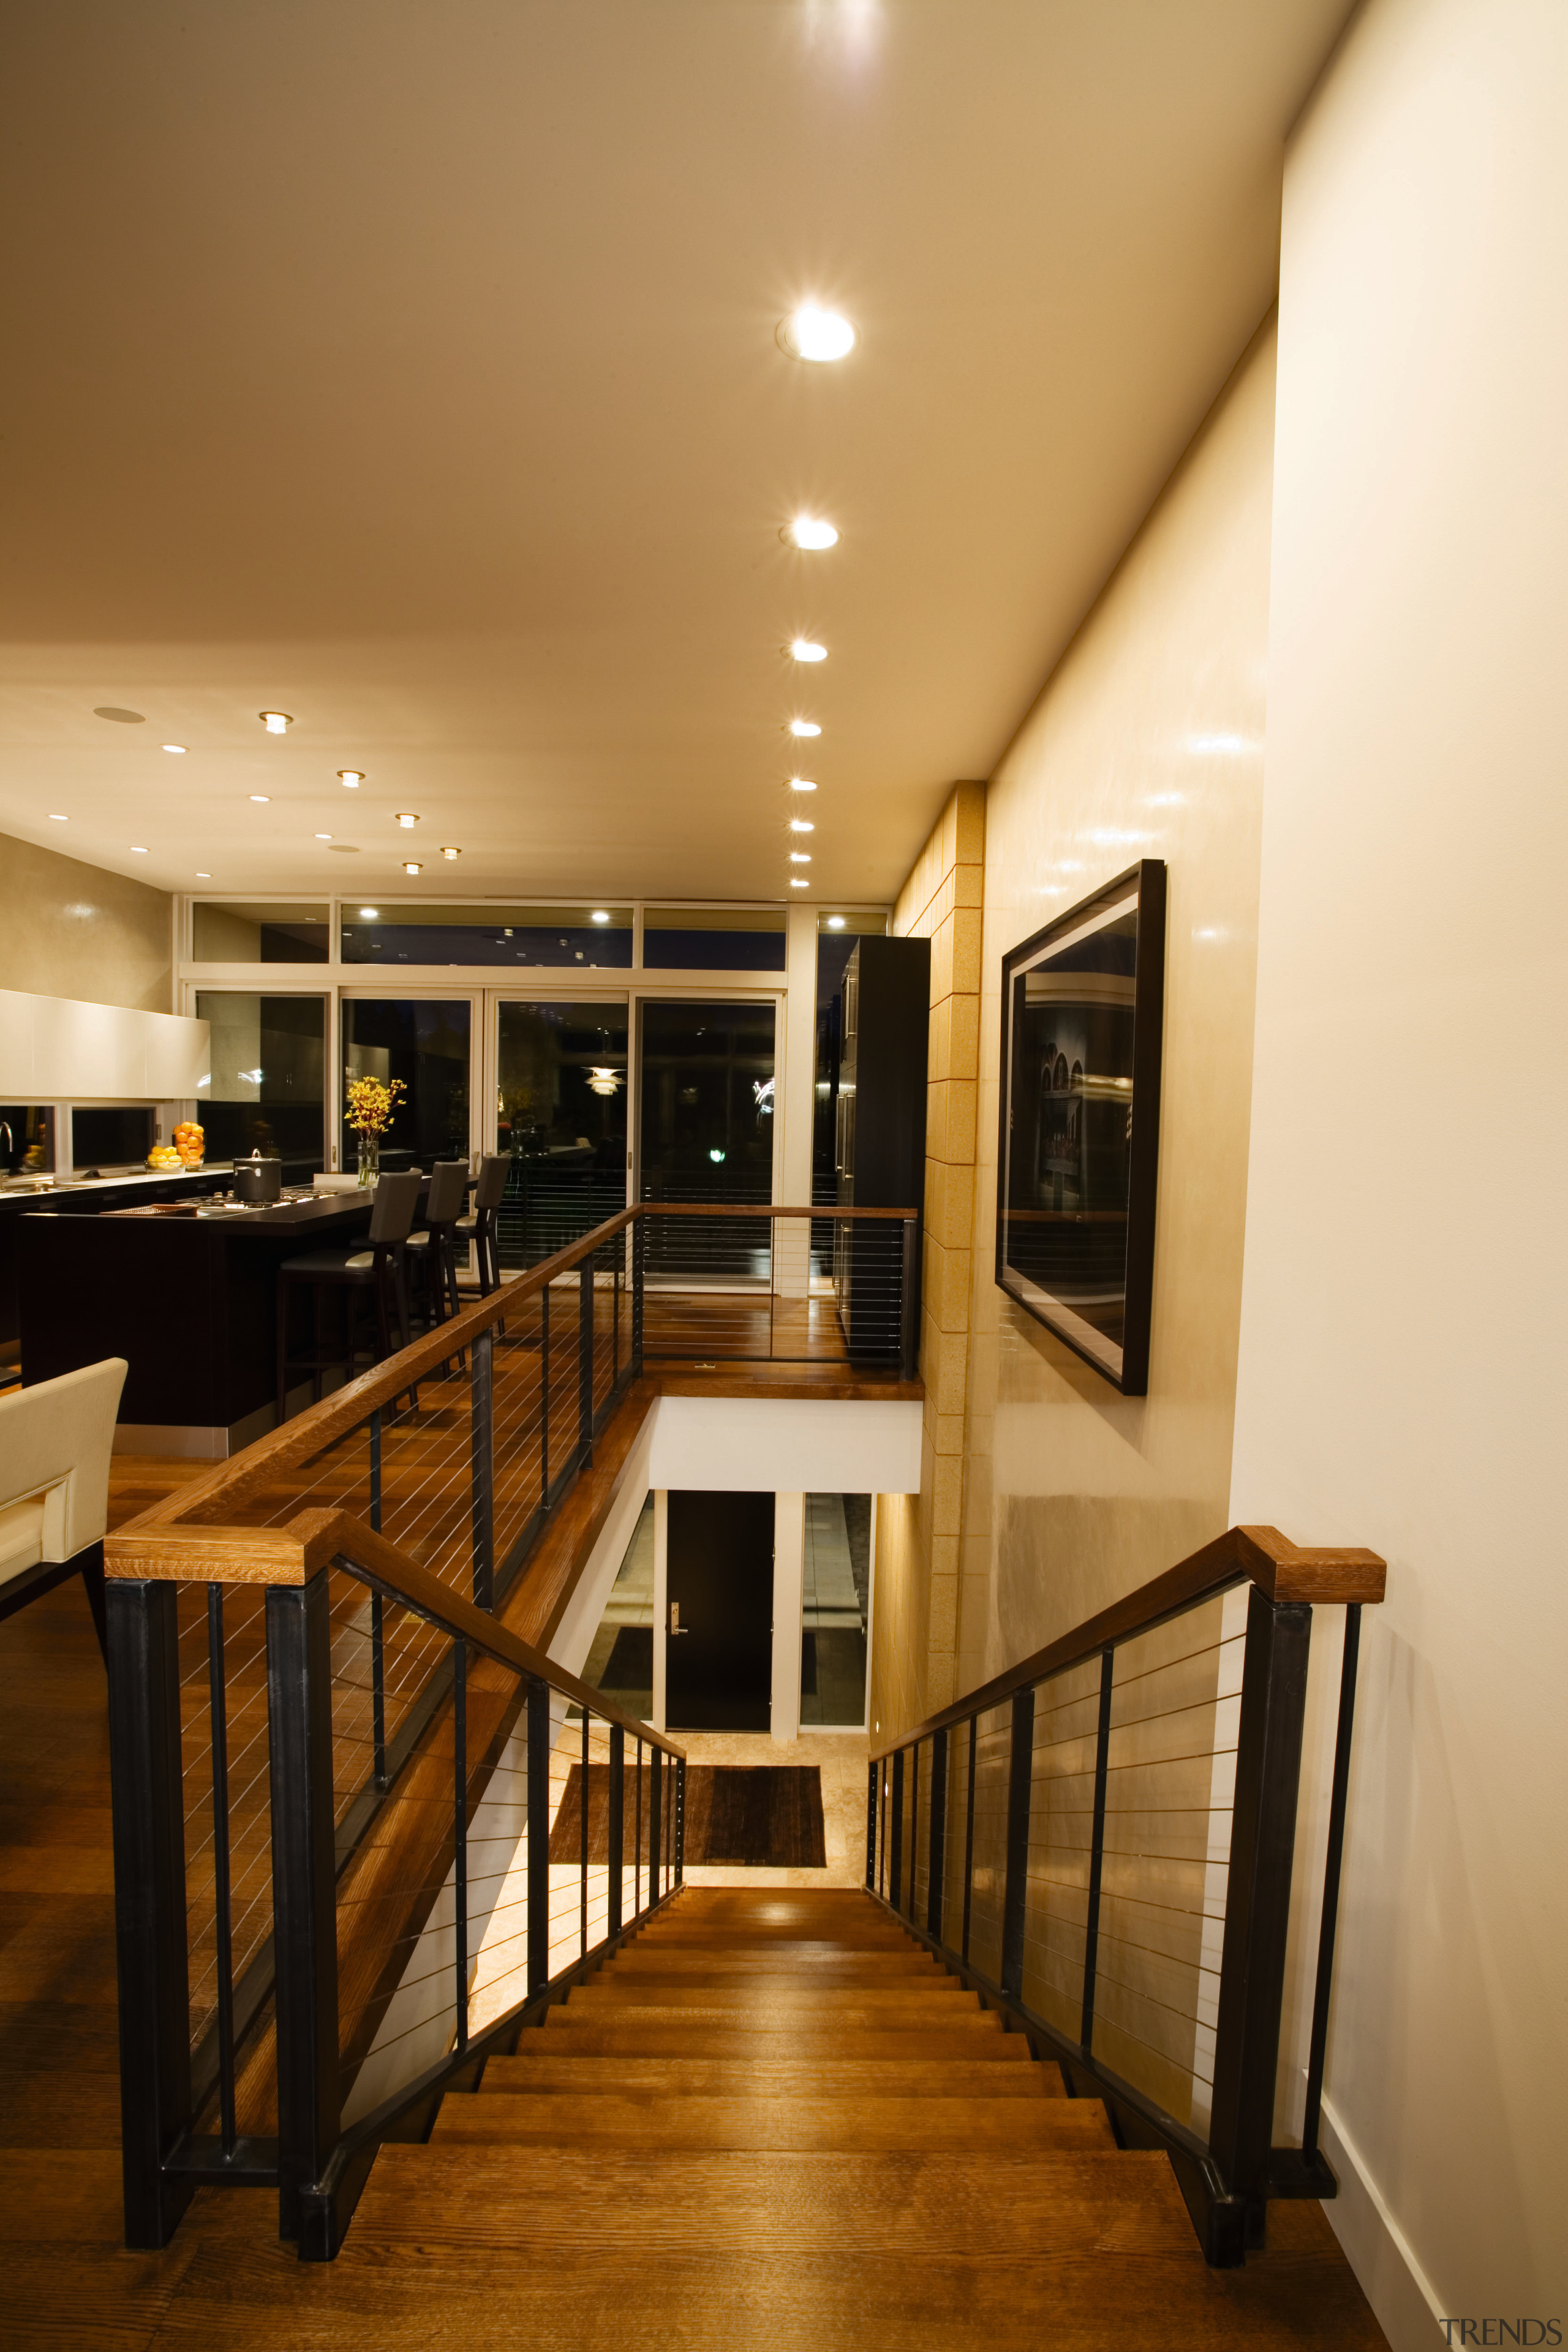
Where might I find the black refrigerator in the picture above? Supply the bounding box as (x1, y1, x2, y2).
(832, 935, 930, 1362)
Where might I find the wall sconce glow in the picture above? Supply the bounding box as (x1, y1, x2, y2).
(790, 818, 815, 833)
(249, 794, 270, 804)
(48, 812, 67, 822)
(402, 861, 423, 875)
(590, 910, 610, 924)
(790, 851, 812, 864)
(708, 1148, 726, 1164)
(789, 639, 827, 663)
(789, 719, 821, 738)
(783, 516, 839, 551)
(778, 306, 856, 363)
(827, 915, 846, 929)
(394, 812, 420, 828)
(360, 907, 380, 919)
(259, 712, 293, 734)
(439, 846, 461, 860)
(788, 777, 817, 792)
(337, 769, 364, 787)
(586, 1067, 624, 1098)
(162, 744, 186, 755)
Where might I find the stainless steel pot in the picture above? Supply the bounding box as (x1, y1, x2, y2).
(232, 1154, 282, 1205)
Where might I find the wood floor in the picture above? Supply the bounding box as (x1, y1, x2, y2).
(0, 1520, 1389, 2352)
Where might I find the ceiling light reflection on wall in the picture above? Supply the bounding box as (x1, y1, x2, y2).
(259, 712, 293, 733)
(777, 306, 856, 363)
(783, 517, 839, 551)
(789, 639, 827, 663)
(789, 719, 821, 738)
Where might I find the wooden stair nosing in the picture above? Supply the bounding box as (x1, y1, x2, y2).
(431, 2093, 1118, 2150)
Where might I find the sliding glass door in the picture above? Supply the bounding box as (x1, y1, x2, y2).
(638, 999, 776, 1276)
(341, 998, 472, 1171)
(495, 998, 629, 1267)
(195, 992, 327, 1175)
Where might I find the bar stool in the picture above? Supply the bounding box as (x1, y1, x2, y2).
(275, 1169, 421, 1425)
(405, 1158, 471, 1333)
(454, 1154, 510, 1296)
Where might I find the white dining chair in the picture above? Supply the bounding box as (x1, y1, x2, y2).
(0, 1357, 128, 1664)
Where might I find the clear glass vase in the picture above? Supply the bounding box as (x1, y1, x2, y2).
(356, 1133, 380, 1189)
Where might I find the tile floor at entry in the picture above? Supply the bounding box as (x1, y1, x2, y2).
(663, 1730, 870, 1890)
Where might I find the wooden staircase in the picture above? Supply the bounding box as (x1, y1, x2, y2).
(329, 1887, 1386, 2347)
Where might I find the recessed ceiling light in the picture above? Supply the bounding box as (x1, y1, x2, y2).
(783, 517, 839, 551)
(196, 871, 211, 878)
(439, 846, 461, 860)
(778, 306, 856, 363)
(315, 832, 333, 841)
(789, 777, 817, 792)
(790, 878, 810, 889)
(360, 906, 380, 918)
(130, 845, 149, 854)
(789, 719, 821, 738)
(402, 860, 423, 874)
(162, 743, 187, 755)
(790, 818, 815, 833)
(259, 710, 293, 733)
(94, 705, 145, 723)
(48, 812, 67, 822)
(827, 916, 846, 929)
(789, 851, 812, 864)
(789, 639, 827, 663)
(394, 812, 420, 828)
(249, 794, 270, 804)
(591, 910, 610, 924)
(337, 769, 364, 786)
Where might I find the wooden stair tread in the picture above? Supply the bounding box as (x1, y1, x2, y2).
(480, 2054, 1066, 2098)
(432, 2092, 1117, 2149)
(570, 1981, 974, 2008)
(521, 2024, 1031, 2059)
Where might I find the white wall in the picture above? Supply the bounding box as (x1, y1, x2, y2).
(1231, 0, 1568, 2339)
(649, 1393, 921, 1498)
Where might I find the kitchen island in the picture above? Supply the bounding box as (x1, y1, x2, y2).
(16, 1185, 414, 1456)
(0, 1163, 235, 1352)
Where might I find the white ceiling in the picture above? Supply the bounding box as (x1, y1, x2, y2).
(0, 0, 1346, 910)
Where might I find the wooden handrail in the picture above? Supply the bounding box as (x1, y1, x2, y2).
(869, 1523, 1385, 1762)
(111, 1498, 684, 1762)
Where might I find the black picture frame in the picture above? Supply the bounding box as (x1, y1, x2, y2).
(995, 859, 1166, 1393)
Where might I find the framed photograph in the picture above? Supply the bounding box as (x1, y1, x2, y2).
(995, 859, 1166, 1393)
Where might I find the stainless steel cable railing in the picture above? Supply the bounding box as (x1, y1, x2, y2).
(866, 1523, 1386, 2267)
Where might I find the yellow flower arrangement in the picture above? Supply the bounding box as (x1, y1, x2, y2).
(345, 1074, 406, 1137)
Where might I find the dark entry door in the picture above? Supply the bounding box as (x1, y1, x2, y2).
(666, 1490, 774, 1732)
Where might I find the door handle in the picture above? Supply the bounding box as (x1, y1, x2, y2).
(669, 1601, 688, 1636)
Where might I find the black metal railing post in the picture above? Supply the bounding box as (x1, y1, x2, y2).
(899, 1216, 919, 1381)
(631, 1214, 645, 1376)
(1000, 1687, 1035, 1998)
(907, 1740, 920, 1921)
(889, 1747, 905, 1913)
(675, 1754, 685, 1885)
(453, 1637, 469, 2054)
(266, 1567, 342, 2246)
(635, 1736, 644, 1915)
(962, 1714, 978, 1962)
(527, 1676, 549, 1996)
(649, 1743, 662, 1899)
(927, 1725, 948, 1941)
(368, 1407, 382, 1532)
(206, 1586, 238, 2158)
(606, 1724, 625, 1936)
(579, 1709, 590, 1956)
(865, 1759, 878, 1891)
(1080, 1646, 1115, 2051)
(470, 1326, 495, 1610)
(1207, 1586, 1313, 2240)
(106, 1577, 195, 2248)
(540, 1285, 550, 1509)
(1302, 1604, 1363, 2165)
(578, 1256, 595, 1466)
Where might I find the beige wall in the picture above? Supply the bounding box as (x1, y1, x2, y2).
(871, 782, 986, 1741)
(949, 317, 1278, 1706)
(0, 829, 173, 1014)
(1231, 0, 1567, 2339)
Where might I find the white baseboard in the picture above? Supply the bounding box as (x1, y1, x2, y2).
(1317, 2090, 1447, 2348)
